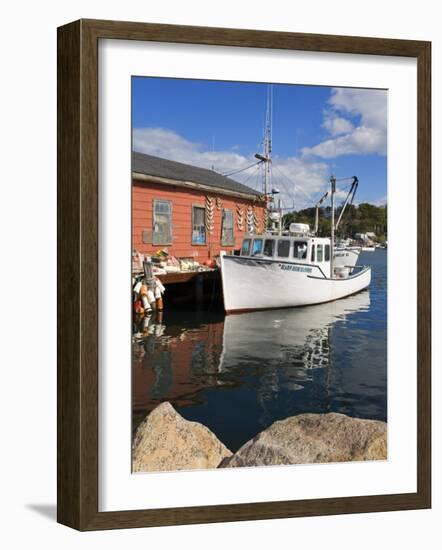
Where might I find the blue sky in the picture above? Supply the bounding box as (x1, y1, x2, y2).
(132, 77, 387, 208)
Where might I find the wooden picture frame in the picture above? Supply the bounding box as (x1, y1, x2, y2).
(57, 18, 431, 531)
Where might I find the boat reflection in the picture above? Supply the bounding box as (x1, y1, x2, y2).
(132, 290, 371, 428)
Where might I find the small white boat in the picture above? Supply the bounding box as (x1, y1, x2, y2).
(334, 245, 362, 268)
(220, 231, 370, 313)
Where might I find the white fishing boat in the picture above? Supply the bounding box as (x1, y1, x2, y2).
(220, 87, 371, 314)
(220, 227, 371, 313)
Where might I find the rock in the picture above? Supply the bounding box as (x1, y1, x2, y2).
(132, 402, 232, 472)
(220, 413, 387, 468)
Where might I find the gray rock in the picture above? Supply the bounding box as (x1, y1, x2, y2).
(220, 413, 387, 468)
(132, 402, 232, 472)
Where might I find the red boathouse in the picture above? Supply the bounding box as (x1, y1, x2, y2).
(132, 152, 267, 264)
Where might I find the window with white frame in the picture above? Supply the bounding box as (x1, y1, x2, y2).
(192, 206, 206, 245)
(221, 209, 235, 246)
(152, 199, 172, 245)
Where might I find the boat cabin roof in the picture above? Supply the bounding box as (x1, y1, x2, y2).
(239, 234, 331, 263)
(241, 234, 330, 244)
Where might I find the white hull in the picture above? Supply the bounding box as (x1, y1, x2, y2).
(220, 255, 371, 313)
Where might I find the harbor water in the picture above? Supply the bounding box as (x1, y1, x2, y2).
(133, 249, 387, 452)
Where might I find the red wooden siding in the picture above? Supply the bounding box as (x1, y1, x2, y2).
(132, 179, 266, 263)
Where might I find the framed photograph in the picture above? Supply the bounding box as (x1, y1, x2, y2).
(57, 19, 431, 530)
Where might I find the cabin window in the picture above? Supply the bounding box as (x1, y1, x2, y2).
(325, 244, 330, 262)
(317, 244, 323, 262)
(221, 209, 235, 246)
(191, 206, 206, 245)
(277, 239, 291, 258)
(152, 199, 172, 245)
(293, 241, 308, 260)
(311, 244, 315, 262)
(241, 238, 251, 256)
(251, 239, 263, 256)
(263, 239, 275, 257)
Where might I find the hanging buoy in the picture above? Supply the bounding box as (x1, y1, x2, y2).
(138, 284, 152, 313)
(155, 285, 164, 311)
(140, 294, 152, 313)
(134, 300, 144, 316)
(133, 281, 142, 295)
(147, 288, 156, 308)
(142, 315, 151, 334)
(155, 279, 166, 294)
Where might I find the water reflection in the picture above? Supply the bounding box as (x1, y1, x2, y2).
(133, 291, 371, 434)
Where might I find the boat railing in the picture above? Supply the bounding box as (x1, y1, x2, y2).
(345, 264, 370, 275)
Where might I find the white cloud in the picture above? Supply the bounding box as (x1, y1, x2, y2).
(133, 127, 331, 210)
(322, 113, 354, 136)
(133, 128, 247, 174)
(302, 88, 387, 158)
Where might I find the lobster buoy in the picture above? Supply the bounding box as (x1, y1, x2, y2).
(138, 284, 152, 313)
(154, 285, 164, 311)
(134, 300, 144, 316)
(155, 279, 166, 294)
(142, 315, 151, 334)
(140, 294, 152, 313)
(205, 258, 216, 268)
(147, 288, 156, 307)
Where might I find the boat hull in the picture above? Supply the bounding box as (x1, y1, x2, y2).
(220, 255, 371, 313)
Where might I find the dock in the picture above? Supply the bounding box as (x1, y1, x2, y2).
(133, 266, 223, 309)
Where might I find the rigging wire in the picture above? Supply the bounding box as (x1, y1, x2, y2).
(272, 164, 312, 204)
(222, 160, 262, 177)
(240, 162, 262, 188)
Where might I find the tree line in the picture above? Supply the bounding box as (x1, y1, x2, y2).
(282, 203, 387, 240)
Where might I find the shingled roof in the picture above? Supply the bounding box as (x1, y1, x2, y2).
(133, 151, 262, 198)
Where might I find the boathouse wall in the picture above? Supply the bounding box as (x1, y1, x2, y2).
(132, 179, 266, 263)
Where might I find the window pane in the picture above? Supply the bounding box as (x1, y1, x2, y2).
(263, 239, 275, 257)
(241, 238, 251, 255)
(311, 244, 315, 262)
(251, 239, 263, 256)
(221, 209, 235, 246)
(325, 244, 330, 261)
(317, 244, 323, 262)
(192, 206, 206, 245)
(293, 241, 307, 260)
(277, 239, 291, 257)
(153, 200, 172, 245)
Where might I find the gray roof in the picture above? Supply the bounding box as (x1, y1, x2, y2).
(132, 151, 262, 198)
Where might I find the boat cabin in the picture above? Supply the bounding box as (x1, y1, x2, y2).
(239, 235, 333, 278)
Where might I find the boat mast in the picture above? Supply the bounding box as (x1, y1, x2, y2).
(255, 85, 275, 230)
(314, 190, 329, 235)
(263, 85, 272, 197)
(335, 176, 359, 231)
(330, 175, 336, 278)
